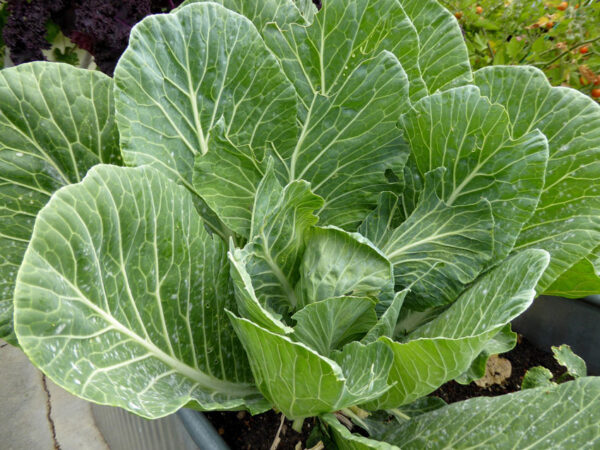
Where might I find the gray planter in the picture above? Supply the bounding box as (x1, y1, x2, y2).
(512, 296, 600, 374)
(91, 404, 229, 450)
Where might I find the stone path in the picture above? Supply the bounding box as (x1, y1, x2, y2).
(0, 340, 108, 450)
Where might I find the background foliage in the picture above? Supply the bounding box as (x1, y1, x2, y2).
(0, 0, 183, 73)
(446, 0, 600, 99)
(1, 0, 599, 101)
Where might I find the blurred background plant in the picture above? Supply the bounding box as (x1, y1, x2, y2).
(0, 0, 183, 73)
(0, 0, 599, 100)
(446, 0, 600, 100)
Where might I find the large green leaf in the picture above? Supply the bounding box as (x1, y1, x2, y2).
(192, 128, 266, 238)
(321, 414, 400, 450)
(0, 62, 120, 344)
(292, 296, 377, 356)
(264, 0, 426, 105)
(282, 51, 410, 228)
(330, 341, 394, 407)
(260, 0, 416, 228)
(296, 226, 393, 308)
(358, 192, 403, 249)
(228, 246, 292, 335)
(230, 312, 393, 419)
(14, 165, 267, 418)
(187, 0, 472, 229)
(381, 169, 495, 309)
(191, 0, 422, 231)
(194, 0, 473, 101)
(473, 66, 600, 294)
(364, 249, 549, 410)
(398, 0, 472, 94)
(384, 377, 600, 449)
(114, 3, 298, 237)
(175, 0, 305, 31)
(402, 85, 549, 263)
(545, 247, 600, 297)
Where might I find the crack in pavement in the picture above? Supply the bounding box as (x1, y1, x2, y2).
(41, 374, 62, 450)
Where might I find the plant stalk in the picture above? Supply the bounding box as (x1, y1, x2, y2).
(269, 413, 286, 450)
(292, 418, 304, 433)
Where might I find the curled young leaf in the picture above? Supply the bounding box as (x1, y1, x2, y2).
(229, 313, 393, 419)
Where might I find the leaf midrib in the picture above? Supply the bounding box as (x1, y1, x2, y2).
(24, 247, 257, 397)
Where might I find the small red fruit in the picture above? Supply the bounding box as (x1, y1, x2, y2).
(476, 5, 483, 14)
(557, 2, 568, 11)
(454, 11, 463, 20)
(592, 88, 600, 98)
(580, 46, 589, 54)
(545, 21, 555, 29)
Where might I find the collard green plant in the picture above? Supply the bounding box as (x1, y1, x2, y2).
(2, 0, 600, 447)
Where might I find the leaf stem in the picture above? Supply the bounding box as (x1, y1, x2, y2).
(292, 418, 304, 433)
(269, 413, 286, 450)
(388, 408, 411, 421)
(340, 407, 370, 433)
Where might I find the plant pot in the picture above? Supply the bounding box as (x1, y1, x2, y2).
(91, 404, 229, 450)
(512, 295, 600, 374)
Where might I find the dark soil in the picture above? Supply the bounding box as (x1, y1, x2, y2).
(432, 334, 568, 403)
(205, 409, 317, 450)
(206, 335, 566, 449)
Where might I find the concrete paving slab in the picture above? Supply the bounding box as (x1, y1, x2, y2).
(0, 341, 53, 450)
(0, 340, 108, 450)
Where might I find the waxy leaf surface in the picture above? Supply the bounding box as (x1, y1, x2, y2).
(176, 0, 305, 31)
(402, 86, 548, 263)
(0, 63, 120, 344)
(230, 314, 393, 419)
(398, 0, 472, 94)
(381, 169, 495, 309)
(365, 249, 549, 410)
(115, 3, 298, 237)
(474, 66, 600, 294)
(261, 0, 415, 228)
(241, 180, 323, 316)
(292, 296, 377, 356)
(386, 378, 600, 449)
(297, 226, 393, 307)
(14, 165, 267, 418)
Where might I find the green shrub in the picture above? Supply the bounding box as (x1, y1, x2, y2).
(449, 0, 600, 98)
